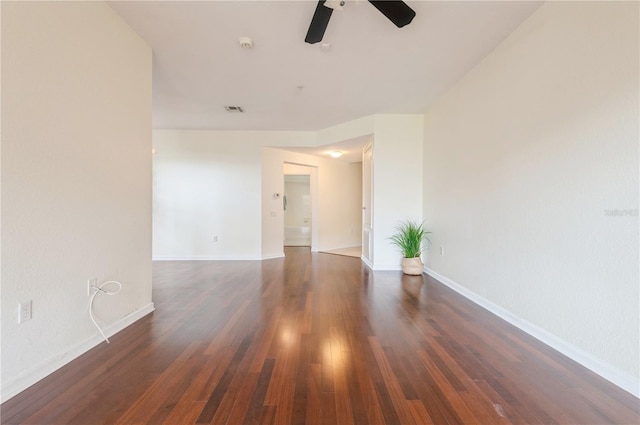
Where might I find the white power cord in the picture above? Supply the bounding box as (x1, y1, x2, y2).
(89, 280, 122, 343)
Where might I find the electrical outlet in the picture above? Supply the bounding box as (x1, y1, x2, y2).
(213, 235, 219, 242)
(88, 278, 98, 296)
(440, 246, 445, 256)
(18, 300, 32, 323)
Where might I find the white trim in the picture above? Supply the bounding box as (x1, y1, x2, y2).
(424, 267, 640, 399)
(154, 254, 287, 261)
(0, 303, 155, 403)
(372, 264, 401, 271)
(361, 256, 373, 270)
(153, 256, 263, 261)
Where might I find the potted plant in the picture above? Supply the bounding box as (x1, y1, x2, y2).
(389, 220, 431, 275)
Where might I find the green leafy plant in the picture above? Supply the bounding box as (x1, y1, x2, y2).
(389, 220, 431, 258)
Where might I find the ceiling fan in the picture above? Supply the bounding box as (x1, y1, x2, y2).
(305, 0, 416, 44)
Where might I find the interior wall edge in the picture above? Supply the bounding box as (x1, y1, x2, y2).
(424, 267, 640, 399)
(0, 303, 155, 403)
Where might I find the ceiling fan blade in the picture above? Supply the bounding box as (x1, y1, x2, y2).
(368, 1, 416, 28)
(305, 1, 333, 44)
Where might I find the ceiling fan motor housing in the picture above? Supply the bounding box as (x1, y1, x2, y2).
(324, 0, 346, 10)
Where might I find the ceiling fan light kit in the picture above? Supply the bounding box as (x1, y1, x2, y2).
(324, 0, 346, 11)
(305, 0, 416, 45)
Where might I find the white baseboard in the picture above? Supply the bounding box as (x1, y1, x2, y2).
(0, 302, 155, 403)
(154, 255, 288, 261)
(424, 267, 639, 399)
(153, 256, 262, 261)
(359, 257, 401, 271)
(372, 264, 402, 271)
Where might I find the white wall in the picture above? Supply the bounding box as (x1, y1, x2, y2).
(1, 2, 153, 401)
(153, 130, 362, 260)
(153, 130, 315, 260)
(372, 115, 424, 269)
(317, 115, 375, 145)
(154, 116, 419, 266)
(423, 1, 639, 394)
(284, 179, 311, 228)
(316, 158, 362, 252)
(263, 147, 363, 258)
(314, 114, 424, 269)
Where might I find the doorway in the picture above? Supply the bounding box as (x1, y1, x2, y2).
(283, 174, 311, 247)
(362, 143, 373, 264)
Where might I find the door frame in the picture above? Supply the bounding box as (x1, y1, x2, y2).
(283, 162, 318, 252)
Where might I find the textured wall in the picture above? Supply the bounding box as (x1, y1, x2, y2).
(1, 1, 152, 399)
(423, 1, 639, 386)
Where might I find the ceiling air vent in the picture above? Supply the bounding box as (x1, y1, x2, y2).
(224, 106, 244, 113)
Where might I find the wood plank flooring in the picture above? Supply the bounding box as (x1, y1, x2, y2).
(319, 247, 362, 258)
(2, 247, 638, 424)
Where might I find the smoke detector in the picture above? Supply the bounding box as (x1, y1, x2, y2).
(238, 37, 253, 49)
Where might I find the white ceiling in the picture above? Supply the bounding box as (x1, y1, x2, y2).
(283, 134, 372, 163)
(109, 0, 542, 159)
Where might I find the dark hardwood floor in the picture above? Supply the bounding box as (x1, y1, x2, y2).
(2, 247, 638, 424)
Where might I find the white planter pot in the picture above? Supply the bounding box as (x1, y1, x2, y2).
(401, 257, 424, 275)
